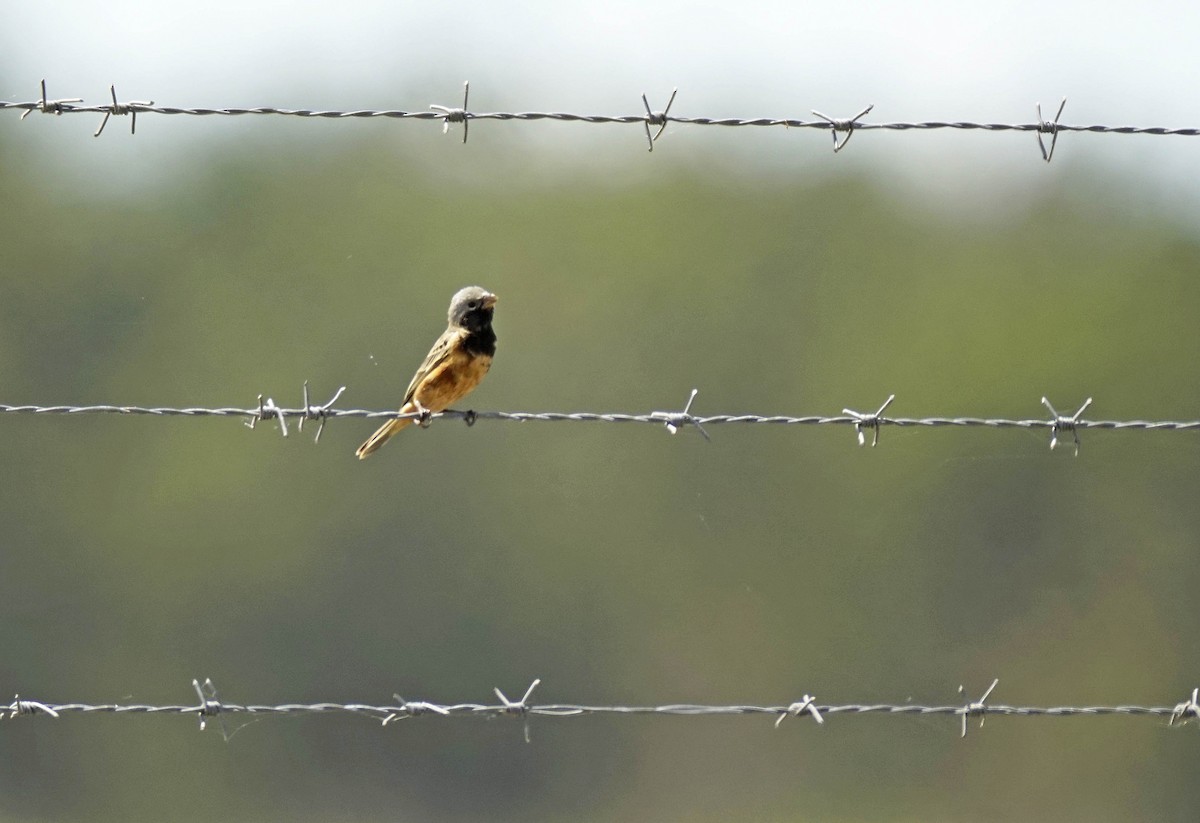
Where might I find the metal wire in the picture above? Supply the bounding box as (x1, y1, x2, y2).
(4, 680, 1198, 742)
(0, 389, 1196, 452)
(5, 80, 1199, 158)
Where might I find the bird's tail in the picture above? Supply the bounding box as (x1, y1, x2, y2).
(355, 416, 413, 459)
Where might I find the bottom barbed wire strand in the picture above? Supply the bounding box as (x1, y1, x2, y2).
(6, 680, 1195, 737)
(6, 701, 1184, 720)
(0, 403, 1196, 432)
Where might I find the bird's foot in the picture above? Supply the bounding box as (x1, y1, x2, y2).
(414, 402, 433, 428)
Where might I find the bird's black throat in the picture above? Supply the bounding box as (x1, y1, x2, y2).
(461, 307, 497, 357)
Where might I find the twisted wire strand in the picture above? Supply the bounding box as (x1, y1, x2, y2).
(0, 403, 1197, 431)
(3, 697, 1191, 723)
(5, 97, 1200, 137)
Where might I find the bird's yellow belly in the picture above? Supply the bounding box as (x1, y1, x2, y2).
(411, 350, 493, 412)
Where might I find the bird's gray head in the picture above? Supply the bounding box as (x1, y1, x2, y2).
(448, 286, 497, 331)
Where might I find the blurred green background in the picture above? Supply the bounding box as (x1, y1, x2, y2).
(2, 99, 1199, 821)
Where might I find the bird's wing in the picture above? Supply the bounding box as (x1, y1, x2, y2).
(401, 327, 460, 405)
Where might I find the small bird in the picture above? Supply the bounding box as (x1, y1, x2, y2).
(356, 286, 498, 459)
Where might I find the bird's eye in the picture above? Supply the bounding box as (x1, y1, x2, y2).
(467, 300, 478, 309)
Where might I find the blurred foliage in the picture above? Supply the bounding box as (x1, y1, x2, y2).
(1, 122, 1198, 823)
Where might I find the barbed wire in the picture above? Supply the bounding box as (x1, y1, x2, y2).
(6, 80, 1200, 160)
(1, 388, 1197, 454)
(3, 679, 1198, 742)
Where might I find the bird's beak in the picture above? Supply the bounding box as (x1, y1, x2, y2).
(481, 293, 498, 309)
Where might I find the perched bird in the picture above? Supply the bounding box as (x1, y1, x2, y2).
(356, 286, 498, 459)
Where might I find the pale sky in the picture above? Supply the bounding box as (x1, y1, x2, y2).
(4, 1, 1199, 215)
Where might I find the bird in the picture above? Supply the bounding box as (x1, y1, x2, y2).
(356, 286, 498, 459)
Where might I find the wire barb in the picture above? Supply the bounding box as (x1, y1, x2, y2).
(494, 678, 541, 743)
(641, 88, 678, 152)
(193, 677, 231, 739)
(1169, 687, 1200, 728)
(958, 678, 999, 738)
(19, 79, 83, 121)
(775, 694, 824, 728)
(811, 103, 875, 152)
(651, 388, 710, 441)
(93, 84, 154, 137)
(1036, 98, 1068, 162)
(1042, 396, 1093, 456)
(297, 381, 346, 443)
(842, 394, 896, 447)
(2, 694, 60, 720)
(429, 81, 471, 143)
(247, 393, 289, 437)
(382, 693, 452, 725)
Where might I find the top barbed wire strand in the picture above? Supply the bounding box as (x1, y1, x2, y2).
(7, 99, 1200, 134)
(5, 83, 1200, 157)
